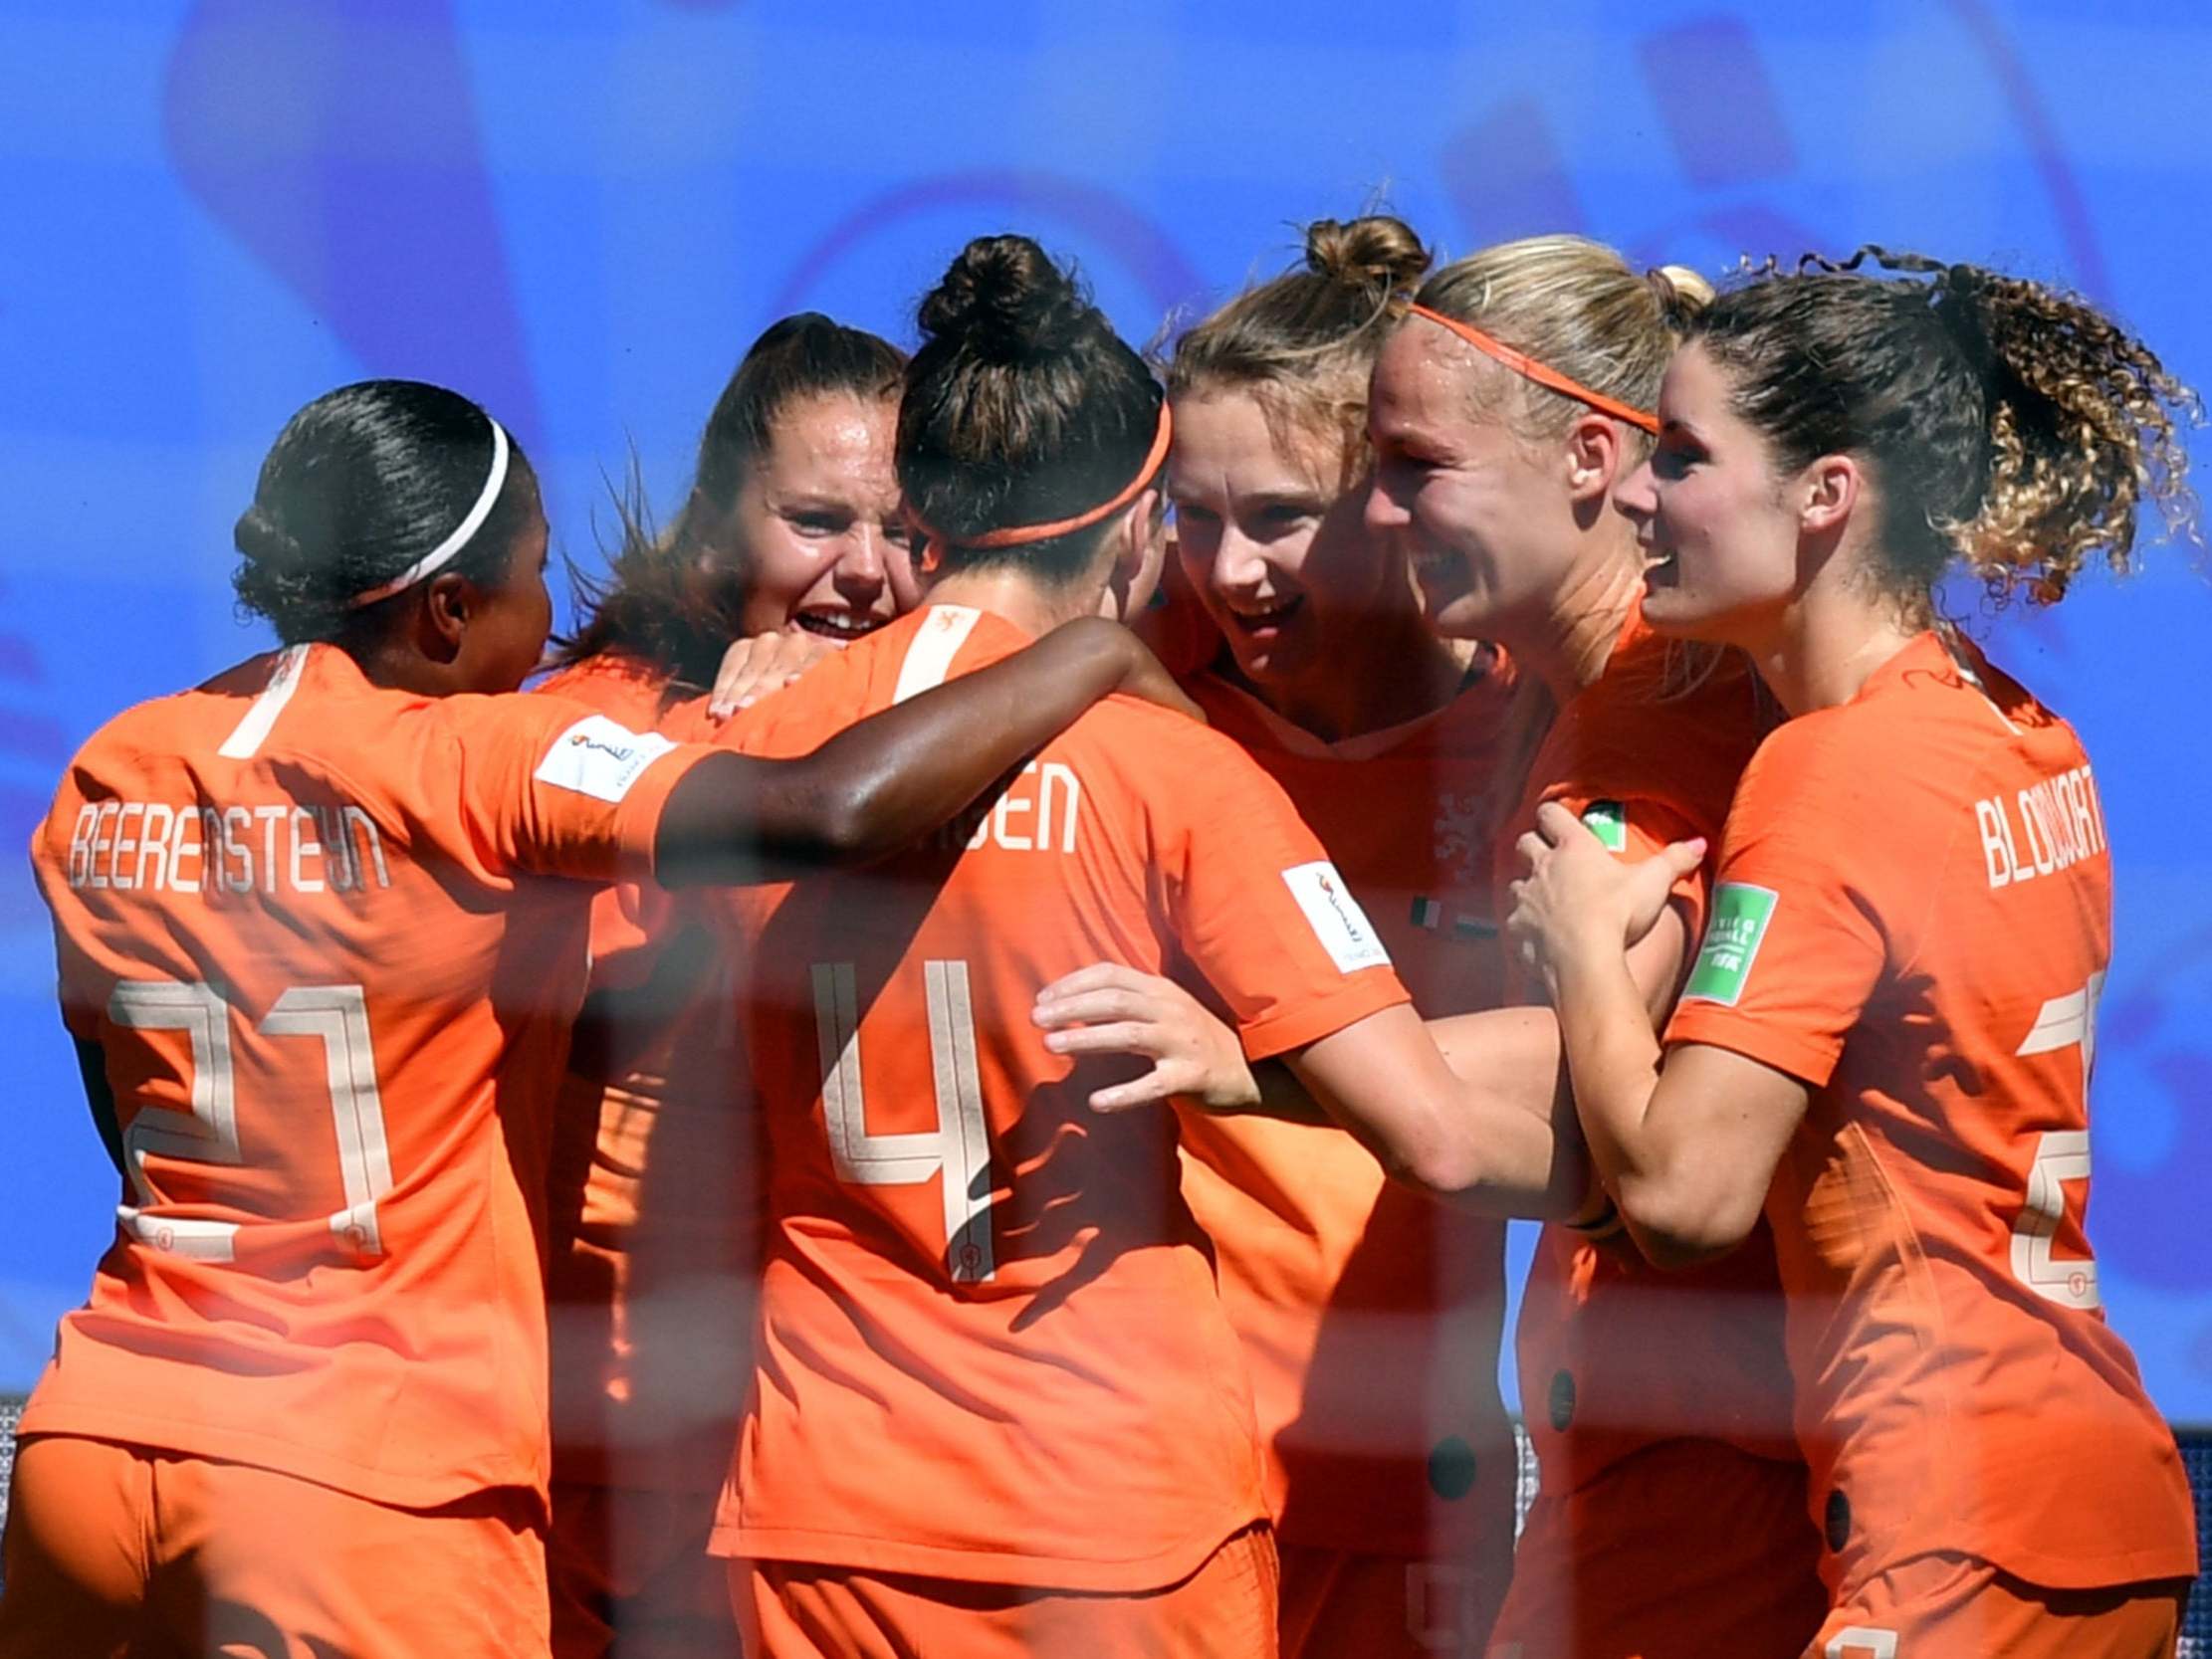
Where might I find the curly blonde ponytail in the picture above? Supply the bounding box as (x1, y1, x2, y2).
(1938, 260, 2200, 600)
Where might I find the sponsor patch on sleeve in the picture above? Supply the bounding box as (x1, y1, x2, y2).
(1680, 882, 1779, 1006)
(1281, 861, 1393, 974)
(1581, 799, 1628, 853)
(534, 716, 679, 804)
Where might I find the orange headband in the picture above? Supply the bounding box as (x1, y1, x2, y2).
(1407, 304, 1659, 435)
(911, 401, 1174, 573)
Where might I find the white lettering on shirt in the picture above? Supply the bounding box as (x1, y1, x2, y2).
(63, 797, 391, 898)
(1974, 763, 2107, 890)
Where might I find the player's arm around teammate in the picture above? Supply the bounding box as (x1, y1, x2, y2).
(1511, 250, 2201, 1658)
(0, 377, 1192, 1659)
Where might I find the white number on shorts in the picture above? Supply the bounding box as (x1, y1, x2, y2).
(2008, 971, 2104, 1311)
(811, 959, 995, 1283)
(1825, 1629, 1899, 1659)
(107, 980, 394, 1263)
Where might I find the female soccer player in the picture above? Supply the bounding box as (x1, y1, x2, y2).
(1158, 213, 1536, 1656)
(0, 377, 1196, 1659)
(1510, 248, 2199, 1657)
(1037, 235, 1827, 1659)
(708, 231, 1596, 1659)
(536, 313, 912, 1659)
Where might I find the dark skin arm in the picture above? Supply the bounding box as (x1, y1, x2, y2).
(75, 1035, 127, 1178)
(654, 616, 1201, 887)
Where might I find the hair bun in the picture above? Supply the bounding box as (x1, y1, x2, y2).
(1305, 215, 1433, 295)
(1646, 263, 1715, 324)
(232, 502, 313, 577)
(918, 235, 1094, 362)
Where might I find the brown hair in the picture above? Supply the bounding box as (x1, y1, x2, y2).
(1691, 247, 2202, 611)
(899, 235, 1164, 587)
(1168, 215, 1433, 483)
(1414, 235, 1712, 457)
(553, 312, 906, 684)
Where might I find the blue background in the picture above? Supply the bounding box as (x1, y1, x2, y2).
(3, 0, 2208, 1415)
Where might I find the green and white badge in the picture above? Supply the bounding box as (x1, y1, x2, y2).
(1681, 883, 1778, 1006)
(1581, 799, 1628, 853)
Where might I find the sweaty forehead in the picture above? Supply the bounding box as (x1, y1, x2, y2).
(1370, 327, 1482, 444)
(760, 394, 897, 492)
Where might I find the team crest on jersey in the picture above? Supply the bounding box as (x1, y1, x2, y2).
(535, 715, 677, 804)
(1432, 792, 1487, 886)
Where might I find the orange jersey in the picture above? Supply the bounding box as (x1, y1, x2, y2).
(26, 643, 708, 1510)
(1494, 611, 1800, 1497)
(1666, 630, 2196, 1591)
(709, 603, 1410, 1591)
(733, 1525, 1280, 1659)
(534, 653, 707, 983)
(534, 655, 759, 1499)
(1173, 659, 1538, 1560)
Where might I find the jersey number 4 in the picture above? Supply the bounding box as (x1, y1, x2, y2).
(811, 960, 995, 1283)
(108, 980, 393, 1264)
(2009, 970, 2104, 1312)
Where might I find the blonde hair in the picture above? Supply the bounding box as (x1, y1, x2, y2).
(1169, 214, 1433, 484)
(1415, 235, 1712, 456)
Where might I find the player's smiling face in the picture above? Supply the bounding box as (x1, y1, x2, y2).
(1168, 387, 1379, 699)
(1366, 324, 1586, 640)
(712, 391, 918, 646)
(1613, 343, 1803, 646)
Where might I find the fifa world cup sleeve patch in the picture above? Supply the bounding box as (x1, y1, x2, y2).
(1281, 861, 1393, 974)
(1581, 799, 1628, 853)
(534, 715, 680, 804)
(1680, 882, 1779, 1006)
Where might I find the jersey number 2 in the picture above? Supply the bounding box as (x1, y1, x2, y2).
(108, 980, 394, 1264)
(2009, 971, 2103, 1311)
(811, 960, 995, 1283)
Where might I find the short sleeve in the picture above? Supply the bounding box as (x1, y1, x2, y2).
(1663, 722, 1889, 1087)
(450, 696, 714, 887)
(1543, 788, 1715, 941)
(1153, 723, 1410, 1059)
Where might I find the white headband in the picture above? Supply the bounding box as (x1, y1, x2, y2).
(346, 418, 513, 609)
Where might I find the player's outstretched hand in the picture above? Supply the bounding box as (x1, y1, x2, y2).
(1032, 962, 1254, 1113)
(1508, 801, 1704, 986)
(709, 629, 837, 721)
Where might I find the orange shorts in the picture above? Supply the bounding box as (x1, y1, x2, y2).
(1486, 1438, 1825, 1659)
(1278, 1541, 1506, 1659)
(1810, 1553, 2189, 1659)
(549, 1480, 740, 1659)
(0, 1433, 548, 1659)
(732, 1524, 1278, 1659)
